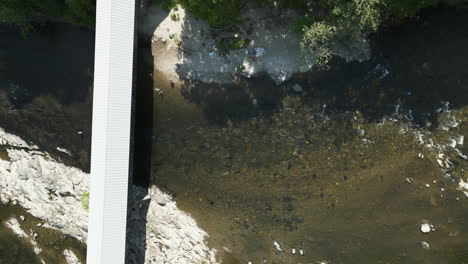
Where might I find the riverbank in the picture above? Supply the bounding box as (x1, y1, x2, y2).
(0, 127, 220, 263)
(145, 4, 370, 85)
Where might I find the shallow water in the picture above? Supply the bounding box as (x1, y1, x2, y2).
(148, 7, 468, 263)
(0, 205, 87, 264)
(0, 23, 94, 172)
(0, 23, 93, 263)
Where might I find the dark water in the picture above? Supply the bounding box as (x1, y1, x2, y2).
(0, 23, 94, 171)
(0, 23, 94, 108)
(0, 23, 94, 263)
(148, 6, 468, 264)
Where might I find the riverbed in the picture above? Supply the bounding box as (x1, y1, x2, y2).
(148, 6, 468, 263)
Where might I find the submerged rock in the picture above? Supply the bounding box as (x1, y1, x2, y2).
(421, 241, 430, 250)
(420, 223, 431, 233)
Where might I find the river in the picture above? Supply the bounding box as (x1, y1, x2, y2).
(147, 6, 468, 263)
(0, 5, 467, 264)
(0, 22, 93, 263)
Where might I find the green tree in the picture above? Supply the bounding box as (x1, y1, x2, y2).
(0, 0, 95, 33)
(301, 0, 385, 68)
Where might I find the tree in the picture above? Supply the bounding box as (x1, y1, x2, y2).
(301, 0, 385, 68)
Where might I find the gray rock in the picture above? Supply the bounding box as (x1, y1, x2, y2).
(0, 194, 9, 205)
(292, 84, 303, 93)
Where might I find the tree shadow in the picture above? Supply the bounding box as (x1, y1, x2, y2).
(176, 6, 468, 128)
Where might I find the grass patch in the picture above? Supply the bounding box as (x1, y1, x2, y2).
(80, 192, 89, 212)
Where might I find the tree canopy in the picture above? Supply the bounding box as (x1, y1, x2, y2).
(0, 0, 95, 33)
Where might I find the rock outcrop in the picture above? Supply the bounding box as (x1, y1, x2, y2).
(0, 127, 218, 263)
(126, 185, 219, 264)
(0, 128, 89, 241)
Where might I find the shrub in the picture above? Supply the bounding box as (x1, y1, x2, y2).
(301, 22, 336, 68)
(301, 0, 385, 68)
(81, 192, 90, 212)
(173, 34, 182, 45)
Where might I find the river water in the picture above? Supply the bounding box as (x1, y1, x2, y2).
(0, 23, 93, 263)
(148, 7, 468, 264)
(0, 6, 467, 264)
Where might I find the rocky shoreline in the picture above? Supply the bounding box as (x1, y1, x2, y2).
(144, 4, 370, 85)
(0, 127, 219, 264)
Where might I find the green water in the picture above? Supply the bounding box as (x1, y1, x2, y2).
(149, 7, 468, 264)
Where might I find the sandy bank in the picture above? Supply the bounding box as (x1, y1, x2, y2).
(144, 4, 370, 84)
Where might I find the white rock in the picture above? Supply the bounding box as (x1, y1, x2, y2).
(1, 128, 220, 263)
(273, 241, 282, 251)
(20, 215, 25, 221)
(0, 127, 88, 241)
(56, 147, 72, 156)
(455, 149, 468, 160)
(292, 248, 296, 255)
(127, 185, 219, 264)
(0, 193, 9, 205)
(6, 218, 42, 254)
(420, 223, 431, 233)
(292, 84, 303, 93)
(448, 139, 457, 148)
(421, 241, 430, 250)
(299, 249, 304, 256)
(425, 184, 430, 188)
(63, 249, 81, 264)
(6, 218, 27, 237)
(437, 159, 444, 167)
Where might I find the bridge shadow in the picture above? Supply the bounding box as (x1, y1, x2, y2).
(125, 1, 168, 262)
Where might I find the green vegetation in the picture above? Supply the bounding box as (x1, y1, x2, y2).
(301, 0, 385, 68)
(0, 0, 95, 34)
(80, 192, 89, 212)
(217, 37, 251, 55)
